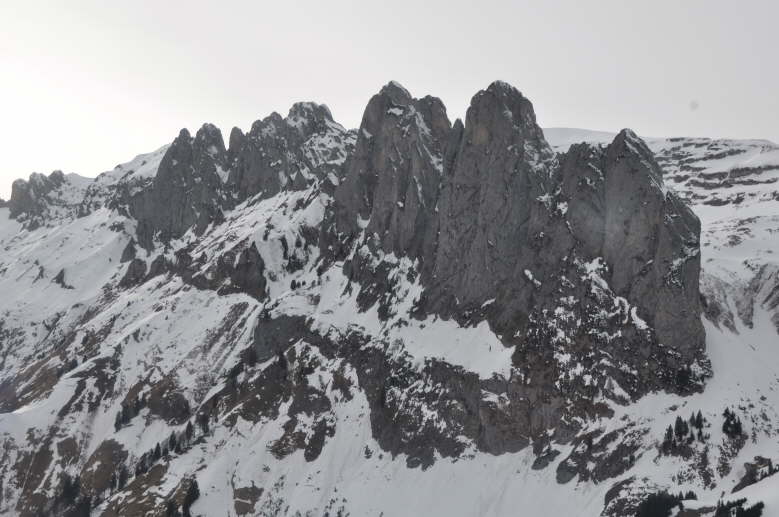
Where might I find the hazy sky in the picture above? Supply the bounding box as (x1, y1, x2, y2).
(1, 0, 777, 199)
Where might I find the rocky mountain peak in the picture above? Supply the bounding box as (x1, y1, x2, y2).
(224, 104, 353, 201)
(227, 126, 246, 156)
(193, 123, 228, 170)
(248, 112, 284, 137)
(329, 81, 705, 405)
(175, 127, 192, 141)
(129, 125, 228, 247)
(286, 101, 334, 135)
(379, 80, 413, 101)
(606, 127, 665, 188)
(428, 82, 558, 316)
(332, 83, 450, 264)
(8, 170, 76, 228)
(465, 81, 554, 171)
(194, 123, 225, 148)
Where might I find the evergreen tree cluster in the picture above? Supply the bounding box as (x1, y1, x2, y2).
(675, 364, 694, 390)
(166, 500, 180, 517)
(723, 408, 745, 439)
(109, 464, 130, 493)
(164, 478, 201, 517)
(135, 426, 194, 477)
(83, 395, 211, 510)
(60, 473, 80, 504)
(182, 479, 200, 517)
(714, 498, 764, 517)
(114, 393, 147, 431)
(227, 343, 263, 390)
(635, 490, 698, 517)
(57, 357, 80, 378)
(244, 345, 258, 367)
(661, 410, 707, 453)
(197, 411, 210, 434)
(54, 473, 92, 517)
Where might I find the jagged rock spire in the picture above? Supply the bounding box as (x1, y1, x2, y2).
(334, 80, 450, 263)
(430, 80, 558, 315)
(129, 124, 227, 248)
(327, 79, 704, 361)
(7, 170, 68, 229)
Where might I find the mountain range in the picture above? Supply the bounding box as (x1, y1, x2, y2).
(1, 81, 778, 517)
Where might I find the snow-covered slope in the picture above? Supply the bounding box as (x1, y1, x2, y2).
(0, 94, 777, 517)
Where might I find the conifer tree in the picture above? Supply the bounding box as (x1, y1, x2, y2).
(664, 425, 674, 445)
(674, 416, 688, 440)
(182, 478, 200, 517)
(166, 500, 179, 517)
(118, 465, 129, 489)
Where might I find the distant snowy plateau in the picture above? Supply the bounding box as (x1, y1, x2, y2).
(1, 81, 778, 517)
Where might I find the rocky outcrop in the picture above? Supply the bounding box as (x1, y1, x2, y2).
(560, 131, 704, 357)
(223, 243, 267, 299)
(120, 258, 147, 287)
(428, 81, 559, 324)
(328, 80, 705, 382)
(125, 104, 355, 250)
(52, 268, 74, 289)
(7, 171, 68, 229)
(227, 102, 355, 201)
(333, 81, 450, 264)
(175, 242, 269, 300)
(120, 238, 137, 263)
(129, 125, 229, 248)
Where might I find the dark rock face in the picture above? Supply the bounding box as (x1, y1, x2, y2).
(8, 171, 67, 229)
(746, 265, 779, 333)
(224, 243, 267, 299)
(146, 254, 169, 279)
(169, 241, 268, 300)
(146, 379, 191, 425)
(323, 79, 707, 444)
(120, 258, 147, 288)
(52, 269, 74, 289)
(120, 239, 137, 263)
(126, 105, 355, 250)
(248, 314, 488, 467)
(333, 82, 450, 264)
(227, 102, 354, 201)
(129, 125, 229, 248)
(429, 81, 559, 324)
(253, 315, 307, 362)
(560, 131, 705, 357)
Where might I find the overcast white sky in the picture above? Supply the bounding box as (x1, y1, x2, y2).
(1, 0, 777, 199)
